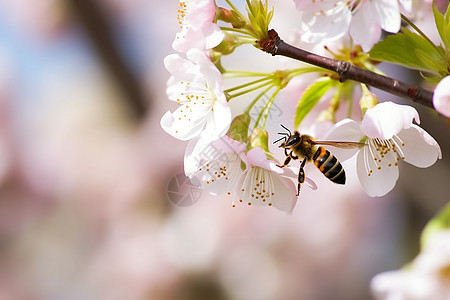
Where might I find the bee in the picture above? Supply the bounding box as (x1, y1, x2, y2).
(274, 124, 365, 196)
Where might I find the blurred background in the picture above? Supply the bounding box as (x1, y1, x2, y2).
(0, 0, 447, 299)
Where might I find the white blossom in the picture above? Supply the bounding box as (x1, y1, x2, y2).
(325, 102, 441, 197)
(295, 0, 411, 51)
(234, 148, 316, 213)
(161, 49, 231, 141)
(433, 76, 450, 118)
(184, 135, 246, 196)
(371, 231, 450, 300)
(173, 0, 224, 53)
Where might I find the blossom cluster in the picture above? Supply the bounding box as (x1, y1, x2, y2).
(159, 1, 450, 299)
(161, 0, 445, 213)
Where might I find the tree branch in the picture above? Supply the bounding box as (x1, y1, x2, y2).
(259, 29, 435, 110)
(67, 0, 148, 121)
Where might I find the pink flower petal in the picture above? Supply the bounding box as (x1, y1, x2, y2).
(246, 147, 274, 170)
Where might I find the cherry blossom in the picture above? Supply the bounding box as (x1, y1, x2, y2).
(295, 0, 411, 51)
(173, 0, 224, 53)
(433, 76, 450, 118)
(161, 49, 232, 141)
(184, 135, 247, 195)
(325, 102, 441, 197)
(234, 147, 316, 213)
(371, 230, 450, 300)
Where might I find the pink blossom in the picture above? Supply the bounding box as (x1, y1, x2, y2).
(173, 0, 224, 53)
(184, 135, 247, 195)
(234, 147, 316, 213)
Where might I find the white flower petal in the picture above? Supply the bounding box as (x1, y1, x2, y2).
(173, 0, 221, 52)
(161, 110, 207, 140)
(397, 124, 442, 168)
(324, 118, 365, 161)
(433, 76, 450, 118)
(173, 29, 207, 53)
(300, 1, 351, 43)
(164, 54, 190, 74)
(162, 50, 230, 141)
(237, 166, 297, 213)
(304, 177, 318, 190)
(183, 0, 216, 30)
(270, 175, 298, 213)
(204, 24, 225, 49)
(198, 152, 243, 195)
(325, 119, 364, 141)
(372, 0, 401, 33)
(349, 2, 381, 51)
(361, 102, 420, 140)
(185, 136, 246, 195)
(357, 146, 399, 197)
(208, 98, 232, 139)
(371, 270, 410, 300)
(398, 0, 412, 12)
(184, 137, 202, 177)
(186, 48, 223, 89)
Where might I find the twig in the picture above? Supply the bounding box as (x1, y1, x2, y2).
(259, 29, 434, 109)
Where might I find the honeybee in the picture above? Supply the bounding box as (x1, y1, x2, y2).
(274, 124, 365, 196)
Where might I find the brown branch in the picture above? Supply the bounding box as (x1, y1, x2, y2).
(67, 0, 148, 120)
(260, 29, 435, 110)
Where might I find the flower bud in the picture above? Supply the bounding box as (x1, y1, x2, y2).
(216, 7, 247, 28)
(360, 90, 378, 116)
(226, 112, 251, 143)
(247, 128, 276, 160)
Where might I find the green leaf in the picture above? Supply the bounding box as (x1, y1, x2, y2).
(246, 0, 273, 37)
(294, 77, 334, 128)
(433, 2, 448, 48)
(369, 28, 447, 75)
(421, 202, 450, 249)
(415, 48, 447, 75)
(420, 72, 443, 83)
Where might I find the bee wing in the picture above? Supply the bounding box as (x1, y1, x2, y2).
(311, 140, 366, 149)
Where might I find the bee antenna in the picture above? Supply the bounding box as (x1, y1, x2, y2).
(273, 136, 286, 144)
(280, 124, 291, 136)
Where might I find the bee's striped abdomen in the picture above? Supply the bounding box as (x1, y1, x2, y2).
(313, 147, 346, 184)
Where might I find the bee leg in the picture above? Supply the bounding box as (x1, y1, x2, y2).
(277, 148, 292, 168)
(297, 159, 307, 196)
(277, 156, 291, 168)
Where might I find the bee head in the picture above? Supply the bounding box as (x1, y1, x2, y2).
(282, 131, 301, 148)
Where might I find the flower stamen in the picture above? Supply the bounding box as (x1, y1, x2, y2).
(364, 135, 407, 175)
(177, 1, 190, 29)
(238, 167, 276, 207)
